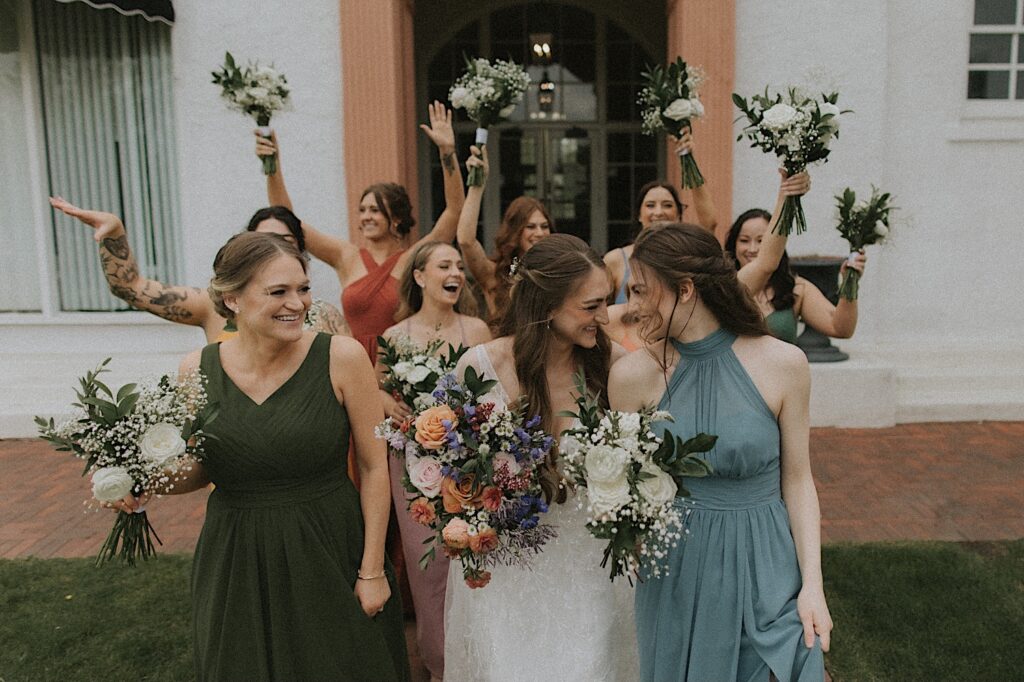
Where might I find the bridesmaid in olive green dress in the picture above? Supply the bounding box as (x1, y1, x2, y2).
(610, 223, 832, 682)
(116, 232, 408, 681)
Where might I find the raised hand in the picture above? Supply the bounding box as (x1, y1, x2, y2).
(254, 128, 278, 160)
(50, 196, 125, 242)
(779, 169, 811, 197)
(840, 249, 867, 276)
(465, 145, 489, 188)
(673, 127, 694, 157)
(419, 100, 456, 152)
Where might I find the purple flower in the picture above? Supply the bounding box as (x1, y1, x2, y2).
(525, 415, 542, 429)
(463, 405, 476, 418)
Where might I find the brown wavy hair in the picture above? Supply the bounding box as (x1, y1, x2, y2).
(487, 196, 554, 321)
(631, 223, 767, 349)
(497, 234, 611, 504)
(208, 232, 307, 320)
(394, 241, 477, 321)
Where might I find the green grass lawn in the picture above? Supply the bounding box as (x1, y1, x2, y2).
(1, 541, 1021, 681)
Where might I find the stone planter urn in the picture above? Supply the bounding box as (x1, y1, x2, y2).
(790, 256, 848, 363)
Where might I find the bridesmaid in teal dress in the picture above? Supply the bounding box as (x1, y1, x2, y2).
(609, 223, 832, 682)
(115, 232, 408, 681)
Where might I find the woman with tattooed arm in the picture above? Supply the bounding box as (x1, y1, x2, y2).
(48, 198, 348, 342)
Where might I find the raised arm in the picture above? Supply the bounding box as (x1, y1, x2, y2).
(256, 130, 352, 271)
(737, 171, 810, 295)
(795, 253, 864, 339)
(674, 130, 718, 235)
(414, 101, 465, 247)
(777, 344, 832, 653)
(330, 335, 392, 616)
(456, 145, 496, 290)
(49, 197, 217, 331)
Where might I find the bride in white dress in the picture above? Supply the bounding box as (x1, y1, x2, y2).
(444, 234, 639, 682)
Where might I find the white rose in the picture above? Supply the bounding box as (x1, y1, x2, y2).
(617, 412, 642, 439)
(407, 455, 444, 498)
(391, 361, 413, 381)
(138, 422, 186, 466)
(406, 364, 431, 385)
(761, 103, 799, 132)
(248, 86, 269, 101)
(91, 467, 135, 503)
(584, 444, 630, 485)
(689, 97, 705, 118)
(818, 101, 841, 130)
(587, 479, 633, 515)
(498, 104, 516, 118)
(635, 463, 677, 507)
(874, 221, 888, 237)
(450, 86, 468, 108)
(662, 98, 695, 121)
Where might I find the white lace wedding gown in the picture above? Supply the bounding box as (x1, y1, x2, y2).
(443, 347, 639, 682)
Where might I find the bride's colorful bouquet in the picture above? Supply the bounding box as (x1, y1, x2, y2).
(835, 186, 894, 300)
(559, 372, 715, 582)
(377, 335, 467, 412)
(376, 368, 556, 589)
(212, 51, 290, 175)
(639, 57, 708, 188)
(733, 87, 848, 235)
(35, 359, 217, 566)
(449, 57, 530, 186)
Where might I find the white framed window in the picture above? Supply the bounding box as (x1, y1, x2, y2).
(968, 0, 1024, 99)
(0, 0, 180, 314)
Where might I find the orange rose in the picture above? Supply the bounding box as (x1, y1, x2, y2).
(480, 486, 503, 512)
(441, 474, 483, 513)
(408, 497, 436, 526)
(442, 517, 470, 549)
(465, 570, 492, 589)
(469, 526, 499, 554)
(414, 405, 457, 450)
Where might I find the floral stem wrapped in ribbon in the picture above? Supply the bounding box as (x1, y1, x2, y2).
(36, 359, 218, 566)
(835, 186, 894, 300)
(377, 335, 468, 412)
(559, 371, 714, 582)
(212, 51, 290, 175)
(639, 57, 707, 189)
(375, 367, 556, 589)
(449, 56, 530, 187)
(733, 87, 849, 235)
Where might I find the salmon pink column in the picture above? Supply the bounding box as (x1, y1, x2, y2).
(339, 0, 418, 246)
(667, 0, 734, 235)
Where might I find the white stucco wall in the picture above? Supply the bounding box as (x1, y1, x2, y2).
(733, 0, 1024, 350)
(172, 0, 347, 308)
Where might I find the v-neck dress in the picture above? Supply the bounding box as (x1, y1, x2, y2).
(192, 333, 409, 681)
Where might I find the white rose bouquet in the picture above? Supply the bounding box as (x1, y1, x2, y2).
(376, 334, 468, 412)
(834, 185, 894, 300)
(559, 371, 714, 582)
(36, 359, 217, 566)
(212, 52, 290, 175)
(449, 56, 530, 186)
(375, 368, 556, 589)
(733, 87, 849, 235)
(638, 57, 708, 188)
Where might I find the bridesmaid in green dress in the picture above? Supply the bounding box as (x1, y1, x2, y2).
(114, 232, 408, 681)
(609, 223, 832, 682)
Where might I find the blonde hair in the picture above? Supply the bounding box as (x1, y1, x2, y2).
(395, 241, 477, 321)
(208, 232, 307, 320)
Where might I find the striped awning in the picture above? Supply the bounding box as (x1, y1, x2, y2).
(55, 0, 174, 25)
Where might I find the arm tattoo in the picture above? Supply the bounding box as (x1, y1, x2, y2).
(101, 235, 131, 260)
(441, 152, 456, 175)
(97, 232, 198, 322)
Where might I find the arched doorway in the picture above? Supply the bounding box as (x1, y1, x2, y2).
(415, 1, 667, 253)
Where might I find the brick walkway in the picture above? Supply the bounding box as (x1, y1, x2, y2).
(2, 421, 1022, 560)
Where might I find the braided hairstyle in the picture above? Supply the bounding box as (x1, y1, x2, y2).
(497, 234, 611, 504)
(631, 222, 768, 347)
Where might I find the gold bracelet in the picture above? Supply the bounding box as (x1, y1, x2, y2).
(357, 569, 387, 580)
